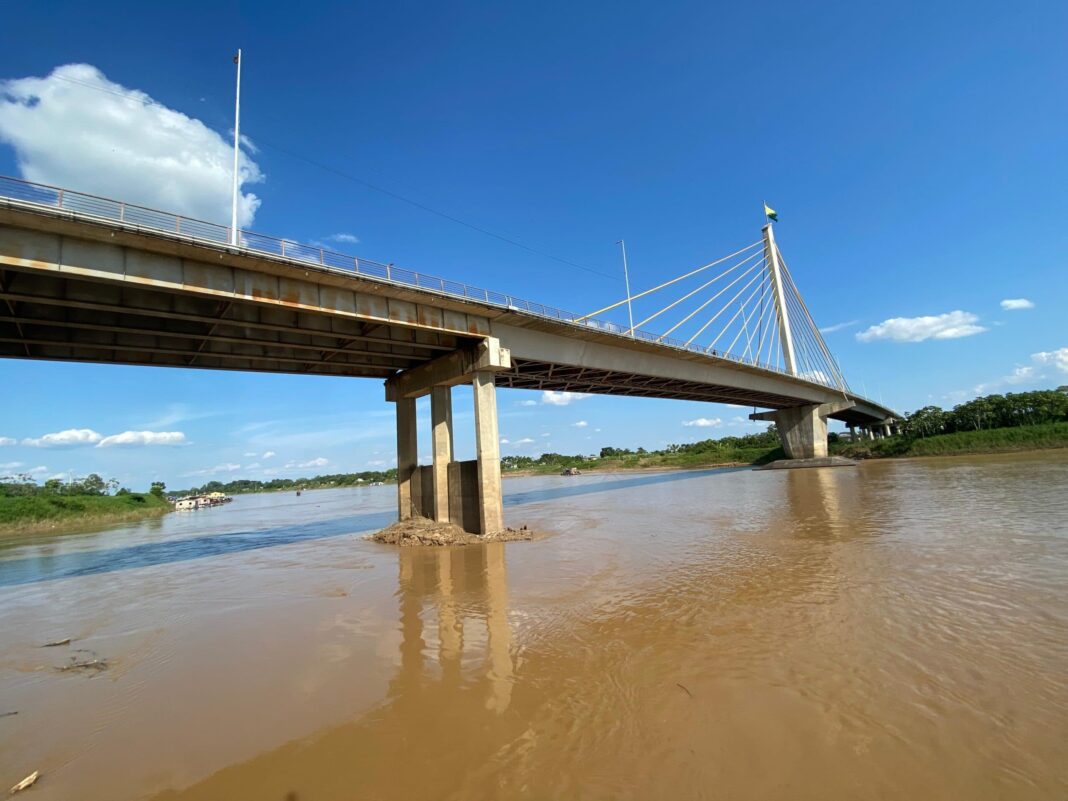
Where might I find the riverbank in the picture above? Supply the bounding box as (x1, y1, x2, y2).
(833, 421, 1068, 460)
(0, 492, 170, 536)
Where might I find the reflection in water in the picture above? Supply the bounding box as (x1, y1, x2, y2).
(395, 543, 515, 715)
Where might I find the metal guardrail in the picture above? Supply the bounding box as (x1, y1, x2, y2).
(0, 174, 831, 386)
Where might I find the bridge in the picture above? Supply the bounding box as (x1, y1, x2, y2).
(0, 176, 897, 535)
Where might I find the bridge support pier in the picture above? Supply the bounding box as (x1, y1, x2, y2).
(396, 396, 418, 521)
(387, 338, 510, 535)
(750, 401, 855, 460)
(431, 386, 454, 523)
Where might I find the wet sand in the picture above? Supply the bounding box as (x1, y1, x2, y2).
(2, 453, 1067, 800)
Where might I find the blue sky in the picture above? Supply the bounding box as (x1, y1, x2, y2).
(0, 1, 1065, 489)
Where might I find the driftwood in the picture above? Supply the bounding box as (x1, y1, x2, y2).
(41, 638, 71, 648)
(10, 770, 39, 794)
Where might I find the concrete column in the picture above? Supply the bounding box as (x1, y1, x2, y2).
(431, 386, 453, 523)
(395, 396, 417, 520)
(472, 370, 504, 534)
(882, 423, 892, 437)
(848, 423, 857, 441)
(770, 404, 829, 459)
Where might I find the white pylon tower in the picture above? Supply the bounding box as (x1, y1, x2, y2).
(762, 221, 797, 376)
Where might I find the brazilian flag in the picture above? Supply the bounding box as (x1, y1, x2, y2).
(764, 203, 778, 222)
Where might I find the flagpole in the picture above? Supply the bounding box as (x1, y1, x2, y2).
(230, 49, 242, 247)
(616, 240, 635, 337)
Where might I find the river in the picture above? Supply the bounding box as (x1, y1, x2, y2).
(1, 452, 1066, 800)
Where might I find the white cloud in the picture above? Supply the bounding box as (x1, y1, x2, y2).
(542, 391, 589, 406)
(499, 438, 510, 445)
(328, 232, 359, 244)
(540, 432, 551, 437)
(1032, 347, 1068, 374)
(184, 462, 242, 477)
(25, 466, 49, 476)
(973, 347, 1068, 395)
(96, 430, 186, 448)
(572, 420, 588, 428)
(1000, 298, 1035, 311)
(0, 437, 15, 446)
(856, 311, 986, 343)
(244, 462, 260, 469)
(819, 320, 859, 334)
(261, 450, 276, 459)
(0, 461, 23, 472)
(517, 399, 538, 407)
(514, 437, 535, 445)
(683, 417, 722, 428)
(0, 64, 264, 226)
(22, 428, 102, 447)
(298, 457, 329, 469)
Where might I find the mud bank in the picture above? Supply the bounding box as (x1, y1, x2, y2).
(368, 516, 534, 546)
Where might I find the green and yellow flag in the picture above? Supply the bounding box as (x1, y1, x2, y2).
(763, 203, 778, 222)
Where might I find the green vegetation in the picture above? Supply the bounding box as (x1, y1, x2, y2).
(501, 429, 783, 474)
(173, 469, 397, 497)
(833, 388, 1068, 459)
(0, 472, 170, 535)
(834, 421, 1068, 459)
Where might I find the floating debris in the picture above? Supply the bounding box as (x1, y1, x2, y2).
(0, 711, 17, 718)
(676, 682, 694, 698)
(56, 649, 108, 674)
(10, 770, 39, 794)
(41, 638, 71, 648)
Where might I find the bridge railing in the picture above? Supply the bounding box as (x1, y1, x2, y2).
(0, 174, 829, 387)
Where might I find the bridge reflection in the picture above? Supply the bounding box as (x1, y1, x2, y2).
(395, 542, 516, 714)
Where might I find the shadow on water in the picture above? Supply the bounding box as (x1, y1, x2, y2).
(0, 510, 396, 588)
(0, 467, 741, 588)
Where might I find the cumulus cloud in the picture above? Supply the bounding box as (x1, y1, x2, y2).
(96, 430, 186, 448)
(542, 391, 589, 406)
(0, 436, 15, 446)
(262, 451, 276, 459)
(1000, 298, 1035, 311)
(973, 347, 1068, 394)
(1032, 347, 1068, 374)
(0, 64, 264, 226)
(514, 437, 535, 445)
(295, 457, 329, 469)
(22, 428, 102, 447)
(499, 438, 510, 445)
(21, 428, 186, 448)
(683, 418, 722, 428)
(572, 420, 588, 428)
(856, 311, 986, 343)
(819, 320, 858, 334)
(517, 399, 538, 407)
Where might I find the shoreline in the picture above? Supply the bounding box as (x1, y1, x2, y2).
(0, 496, 170, 539)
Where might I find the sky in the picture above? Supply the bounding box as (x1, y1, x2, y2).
(0, 0, 1065, 490)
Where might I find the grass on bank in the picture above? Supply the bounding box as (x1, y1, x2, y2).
(504, 445, 784, 475)
(0, 492, 171, 535)
(832, 421, 1068, 459)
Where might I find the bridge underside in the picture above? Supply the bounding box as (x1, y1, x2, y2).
(496, 357, 806, 409)
(0, 266, 479, 378)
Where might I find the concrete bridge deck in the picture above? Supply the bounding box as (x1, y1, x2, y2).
(0, 179, 898, 535)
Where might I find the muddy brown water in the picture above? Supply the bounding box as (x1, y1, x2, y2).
(1, 452, 1066, 800)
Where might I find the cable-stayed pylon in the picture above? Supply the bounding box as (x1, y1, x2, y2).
(577, 224, 849, 391)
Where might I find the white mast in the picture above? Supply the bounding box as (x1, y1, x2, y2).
(230, 49, 242, 247)
(617, 239, 635, 337)
(762, 220, 797, 375)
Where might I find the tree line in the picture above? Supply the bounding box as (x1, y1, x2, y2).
(897, 388, 1068, 439)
